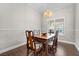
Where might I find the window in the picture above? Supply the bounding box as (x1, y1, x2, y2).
(51, 18, 64, 36)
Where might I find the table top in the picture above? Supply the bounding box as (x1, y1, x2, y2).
(34, 33, 55, 40)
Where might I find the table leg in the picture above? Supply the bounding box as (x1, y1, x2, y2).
(45, 41, 48, 56)
(43, 41, 48, 56)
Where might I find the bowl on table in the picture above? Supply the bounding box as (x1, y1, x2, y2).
(41, 33, 47, 36)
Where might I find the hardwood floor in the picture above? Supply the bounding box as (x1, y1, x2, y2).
(0, 42, 79, 56)
(56, 42, 79, 56)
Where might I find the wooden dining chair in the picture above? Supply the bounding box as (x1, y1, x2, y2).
(33, 30, 40, 36)
(53, 30, 58, 54)
(33, 30, 42, 45)
(25, 30, 42, 56)
(48, 29, 54, 34)
(48, 30, 58, 55)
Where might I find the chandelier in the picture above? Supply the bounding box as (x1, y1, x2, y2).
(43, 9, 53, 17)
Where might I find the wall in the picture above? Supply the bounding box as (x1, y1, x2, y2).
(0, 3, 41, 53)
(41, 4, 75, 43)
(75, 4, 79, 49)
(24, 4, 41, 30)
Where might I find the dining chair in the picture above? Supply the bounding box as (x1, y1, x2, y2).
(33, 30, 40, 36)
(33, 30, 41, 44)
(48, 29, 54, 34)
(25, 30, 42, 56)
(53, 30, 58, 54)
(48, 30, 58, 55)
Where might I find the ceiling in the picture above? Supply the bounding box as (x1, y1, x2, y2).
(27, 3, 73, 12)
(27, 3, 74, 13)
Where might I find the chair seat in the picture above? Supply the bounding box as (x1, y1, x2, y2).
(48, 41, 53, 46)
(36, 42, 42, 49)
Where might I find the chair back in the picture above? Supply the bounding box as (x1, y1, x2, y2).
(33, 30, 40, 36)
(55, 30, 58, 39)
(48, 29, 54, 34)
(53, 30, 58, 46)
(25, 30, 36, 50)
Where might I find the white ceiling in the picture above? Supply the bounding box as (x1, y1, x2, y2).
(27, 3, 74, 13)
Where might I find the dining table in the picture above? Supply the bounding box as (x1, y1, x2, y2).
(34, 33, 55, 56)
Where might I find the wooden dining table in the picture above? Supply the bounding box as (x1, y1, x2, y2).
(34, 33, 55, 56)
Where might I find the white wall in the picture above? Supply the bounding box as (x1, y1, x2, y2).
(75, 4, 79, 49)
(24, 4, 41, 30)
(0, 3, 41, 53)
(41, 4, 75, 42)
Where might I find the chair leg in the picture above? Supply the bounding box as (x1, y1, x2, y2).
(27, 49, 29, 56)
(53, 47, 58, 56)
(53, 52, 55, 56)
(33, 51, 36, 56)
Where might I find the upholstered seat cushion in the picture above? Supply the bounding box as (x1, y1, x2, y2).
(35, 41, 42, 49)
(28, 41, 42, 49)
(48, 41, 53, 45)
(36, 43, 42, 49)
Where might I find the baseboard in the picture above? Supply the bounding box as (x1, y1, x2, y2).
(58, 40, 79, 51)
(58, 40, 74, 45)
(0, 42, 26, 54)
(74, 43, 79, 51)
